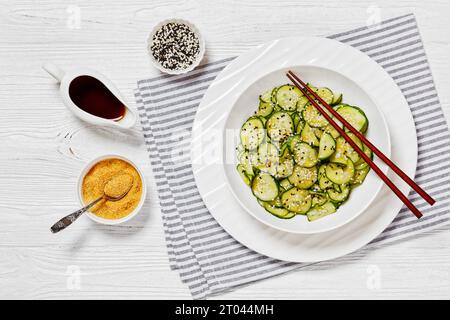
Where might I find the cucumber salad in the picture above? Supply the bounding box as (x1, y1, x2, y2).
(236, 83, 372, 222)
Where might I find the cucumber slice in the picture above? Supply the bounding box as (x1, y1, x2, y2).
(290, 142, 318, 167)
(331, 93, 342, 105)
(306, 83, 318, 93)
(329, 137, 348, 165)
(296, 97, 310, 112)
(344, 133, 363, 163)
(270, 87, 278, 104)
(240, 116, 265, 150)
(296, 119, 305, 134)
(317, 87, 334, 105)
(351, 167, 370, 186)
(236, 150, 245, 162)
(318, 132, 336, 160)
(280, 178, 293, 190)
(266, 111, 294, 142)
(239, 151, 255, 176)
(326, 160, 355, 185)
(257, 100, 274, 117)
(266, 204, 295, 219)
(292, 112, 301, 128)
(300, 123, 319, 147)
(311, 192, 328, 206)
(323, 117, 343, 139)
(337, 105, 368, 133)
(259, 89, 272, 103)
(281, 187, 312, 214)
(269, 196, 283, 208)
(236, 144, 245, 161)
(332, 183, 341, 192)
(318, 164, 333, 190)
(252, 172, 279, 201)
(302, 103, 332, 128)
(313, 128, 323, 139)
(288, 165, 318, 189)
(276, 84, 304, 111)
(310, 183, 322, 193)
(279, 140, 290, 155)
(354, 144, 373, 170)
(331, 133, 363, 164)
(259, 116, 267, 126)
(327, 184, 350, 202)
(333, 103, 348, 111)
(282, 212, 296, 219)
(307, 201, 337, 221)
(236, 164, 251, 186)
(288, 134, 302, 151)
(258, 199, 295, 219)
(236, 143, 245, 154)
(274, 148, 294, 179)
(255, 142, 279, 175)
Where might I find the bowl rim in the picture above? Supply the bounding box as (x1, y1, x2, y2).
(147, 18, 206, 75)
(222, 65, 391, 234)
(77, 154, 147, 225)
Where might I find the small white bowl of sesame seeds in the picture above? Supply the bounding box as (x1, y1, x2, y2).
(147, 18, 205, 75)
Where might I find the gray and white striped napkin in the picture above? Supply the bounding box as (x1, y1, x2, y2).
(135, 14, 450, 299)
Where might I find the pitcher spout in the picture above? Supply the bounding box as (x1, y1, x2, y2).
(42, 62, 65, 83)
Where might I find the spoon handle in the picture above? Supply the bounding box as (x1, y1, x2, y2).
(50, 196, 103, 233)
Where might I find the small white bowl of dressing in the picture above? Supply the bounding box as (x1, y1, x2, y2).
(77, 154, 147, 225)
(147, 18, 206, 75)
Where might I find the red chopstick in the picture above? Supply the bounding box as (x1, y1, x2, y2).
(288, 70, 435, 206)
(286, 71, 424, 219)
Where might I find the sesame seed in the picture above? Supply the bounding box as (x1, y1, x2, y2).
(151, 22, 200, 71)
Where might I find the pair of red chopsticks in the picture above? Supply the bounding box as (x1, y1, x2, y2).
(286, 70, 435, 219)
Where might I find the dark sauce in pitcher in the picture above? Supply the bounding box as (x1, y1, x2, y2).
(69, 75, 126, 121)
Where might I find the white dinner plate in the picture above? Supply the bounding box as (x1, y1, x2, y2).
(223, 66, 390, 234)
(191, 36, 417, 262)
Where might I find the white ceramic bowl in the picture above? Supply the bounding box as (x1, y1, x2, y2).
(77, 154, 147, 225)
(223, 66, 391, 234)
(147, 18, 205, 75)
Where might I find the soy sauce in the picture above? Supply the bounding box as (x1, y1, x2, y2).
(69, 75, 126, 121)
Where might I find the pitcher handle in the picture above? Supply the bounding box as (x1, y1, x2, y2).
(42, 62, 65, 83)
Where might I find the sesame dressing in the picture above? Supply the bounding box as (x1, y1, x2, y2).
(151, 22, 201, 71)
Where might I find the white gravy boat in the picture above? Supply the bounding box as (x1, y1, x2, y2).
(42, 62, 136, 129)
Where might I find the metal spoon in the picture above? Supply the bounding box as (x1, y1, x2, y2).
(50, 174, 134, 233)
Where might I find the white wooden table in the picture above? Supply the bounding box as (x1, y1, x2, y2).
(1, 0, 449, 299)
